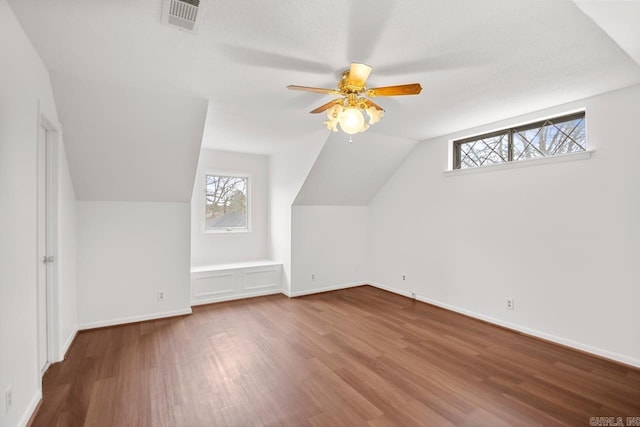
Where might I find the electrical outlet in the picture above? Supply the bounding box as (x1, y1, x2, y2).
(311, 273, 315, 281)
(506, 297, 514, 311)
(402, 274, 406, 281)
(5, 386, 11, 414)
(157, 291, 166, 302)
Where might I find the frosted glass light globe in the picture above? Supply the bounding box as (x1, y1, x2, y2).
(339, 108, 365, 134)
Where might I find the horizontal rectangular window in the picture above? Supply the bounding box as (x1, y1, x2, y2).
(205, 174, 248, 231)
(454, 112, 586, 170)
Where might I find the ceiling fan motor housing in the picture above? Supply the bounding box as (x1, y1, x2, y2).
(339, 70, 366, 94)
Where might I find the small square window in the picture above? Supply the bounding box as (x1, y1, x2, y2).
(205, 175, 248, 231)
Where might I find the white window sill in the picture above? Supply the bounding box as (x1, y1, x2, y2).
(443, 150, 593, 176)
(191, 260, 281, 274)
(203, 228, 252, 235)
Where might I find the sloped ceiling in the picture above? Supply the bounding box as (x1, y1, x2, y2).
(9, 0, 640, 151)
(575, 1, 640, 68)
(294, 132, 416, 206)
(51, 73, 207, 202)
(7, 0, 640, 203)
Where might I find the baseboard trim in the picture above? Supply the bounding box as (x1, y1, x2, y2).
(191, 288, 282, 306)
(58, 326, 78, 361)
(367, 282, 413, 299)
(78, 308, 193, 331)
(368, 282, 640, 369)
(288, 281, 365, 298)
(20, 389, 42, 427)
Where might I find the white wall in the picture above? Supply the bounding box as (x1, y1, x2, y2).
(0, 1, 77, 425)
(291, 206, 368, 296)
(77, 202, 191, 328)
(367, 84, 640, 367)
(191, 149, 269, 267)
(55, 141, 78, 359)
(268, 133, 327, 294)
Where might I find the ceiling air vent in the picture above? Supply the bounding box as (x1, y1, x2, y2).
(163, 0, 201, 32)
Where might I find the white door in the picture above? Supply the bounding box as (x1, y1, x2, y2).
(37, 123, 50, 374)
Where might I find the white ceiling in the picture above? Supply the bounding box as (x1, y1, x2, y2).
(51, 72, 207, 201)
(10, 0, 640, 150)
(7, 0, 640, 201)
(294, 132, 417, 206)
(575, 1, 640, 67)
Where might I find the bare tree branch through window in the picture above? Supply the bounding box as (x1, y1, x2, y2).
(454, 112, 586, 170)
(205, 175, 248, 230)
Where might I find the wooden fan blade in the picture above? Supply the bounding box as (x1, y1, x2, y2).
(310, 99, 343, 114)
(366, 83, 422, 97)
(361, 98, 385, 111)
(348, 63, 373, 87)
(287, 85, 339, 95)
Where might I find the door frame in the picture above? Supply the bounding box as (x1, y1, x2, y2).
(37, 109, 60, 377)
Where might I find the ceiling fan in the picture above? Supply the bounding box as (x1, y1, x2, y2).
(287, 63, 422, 135)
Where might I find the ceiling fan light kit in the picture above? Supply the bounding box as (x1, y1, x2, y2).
(287, 62, 422, 135)
(324, 102, 384, 134)
(328, 104, 365, 134)
(287, 62, 422, 136)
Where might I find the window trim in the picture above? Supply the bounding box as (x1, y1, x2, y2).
(444, 150, 592, 177)
(202, 171, 251, 234)
(452, 111, 586, 170)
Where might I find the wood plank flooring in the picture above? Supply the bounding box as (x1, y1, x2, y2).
(33, 286, 640, 426)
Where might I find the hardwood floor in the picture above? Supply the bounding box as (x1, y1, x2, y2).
(33, 286, 640, 426)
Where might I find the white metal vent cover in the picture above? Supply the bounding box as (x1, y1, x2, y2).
(162, 0, 202, 32)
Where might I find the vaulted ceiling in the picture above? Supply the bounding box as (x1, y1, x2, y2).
(8, 0, 640, 201)
(294, 132, 417, 206)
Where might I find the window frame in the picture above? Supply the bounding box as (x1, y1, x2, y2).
(202, 171, 251, 234)
(453, 111, 586, 170)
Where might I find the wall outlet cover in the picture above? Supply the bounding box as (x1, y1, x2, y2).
(506, 297, 514, 310)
